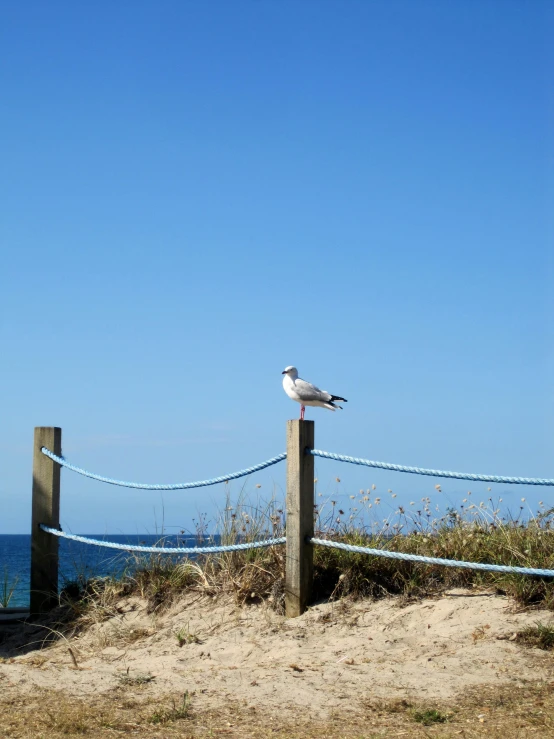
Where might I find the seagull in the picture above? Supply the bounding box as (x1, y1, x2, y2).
(282, 366, 347, 420)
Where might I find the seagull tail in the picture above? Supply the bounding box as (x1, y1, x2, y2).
(324, 401, 342, 411)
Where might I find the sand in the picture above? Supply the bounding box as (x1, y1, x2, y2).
(1, 588, 553, 721)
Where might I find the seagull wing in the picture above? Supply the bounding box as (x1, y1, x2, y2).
(292, 378, 332, 403)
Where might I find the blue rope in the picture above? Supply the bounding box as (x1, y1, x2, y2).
(40, 525, 286, 553)
(42, 446, 554, 489)
(41, 448, 286, 490)
(38, 528, 554, 575)
(310, 538, 554, 577)
(311, 450, 554, 486)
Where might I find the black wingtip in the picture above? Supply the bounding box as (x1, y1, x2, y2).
(330, 395, 347, 403)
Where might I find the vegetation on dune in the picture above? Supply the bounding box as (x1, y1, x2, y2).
(1, 566, 20, 608)
(53, 485, 554, 626)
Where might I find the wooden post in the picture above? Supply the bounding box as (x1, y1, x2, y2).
(285, 419, 314, 618)
(31, 427, 62, 614)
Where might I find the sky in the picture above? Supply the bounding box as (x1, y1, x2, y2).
(1, 0, 553, 535)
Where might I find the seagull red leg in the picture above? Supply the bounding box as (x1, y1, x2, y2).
(300, 405, 305, 420)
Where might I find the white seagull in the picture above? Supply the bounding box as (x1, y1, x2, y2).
(282, 366, 347, 420)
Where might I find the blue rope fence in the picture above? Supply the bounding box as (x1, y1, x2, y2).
(39, 525, 286, 554)
(42, 446, 554, 488)
(38, 444, 554, 576)
(41, 448, 286, 490)
(311, 449, 554, 486)
(310, 538, 554, 577)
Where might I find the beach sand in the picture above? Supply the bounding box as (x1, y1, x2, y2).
(1, 589, 553, 737)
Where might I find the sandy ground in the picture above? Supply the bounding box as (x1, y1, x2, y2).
(1, 588, 553, 722)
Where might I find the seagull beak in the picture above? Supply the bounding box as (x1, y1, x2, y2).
(281, 370, 286, 374)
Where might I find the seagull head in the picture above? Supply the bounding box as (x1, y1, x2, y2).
(282, 366, 298, 379)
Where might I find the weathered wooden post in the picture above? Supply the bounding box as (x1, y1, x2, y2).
(285, 419, 314, 617)
(31, 427, 61, 614)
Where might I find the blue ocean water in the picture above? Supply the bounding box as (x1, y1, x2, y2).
(0, 533, 216, 608)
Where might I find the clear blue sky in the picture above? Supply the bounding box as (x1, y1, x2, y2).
(1, 1, 552, 534)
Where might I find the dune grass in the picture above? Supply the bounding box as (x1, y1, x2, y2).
(311, 491, 554, 608)
(1, 566, 19, 608)
(52, 486, 554, 628)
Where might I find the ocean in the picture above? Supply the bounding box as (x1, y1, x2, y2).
(0, 533, 215, 608)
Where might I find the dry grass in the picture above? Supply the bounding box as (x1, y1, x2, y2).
(61, 494, 554, 609)
(36, 492, 554, 649)
(1, 565, 19, 608)
(514, 621, 554, 651)
(311, 496, 554, 609)
(51, 493, 287, 626)
(1, 680, 554, 738)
